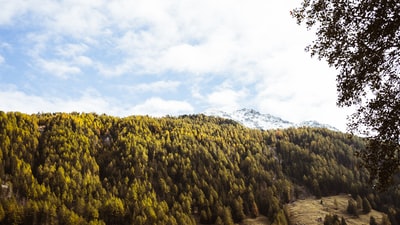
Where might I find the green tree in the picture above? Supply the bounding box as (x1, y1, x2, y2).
(356, 195, 363, 209)
(251, 200, 260, 218)
(231, 197, 246, 223)
(215, 216, 223, 225)
(324, 214, 340, 225)
(200, 209, 211, 224)
(0, 204, 4, 222)
(341, 217, 347, 225)
(100, 197, 125, 225)
(370, 216, 378, 225)
(363, 197, 372, 214)
(292, 0, 400, 190)
(3, 198, 24, 225)
(381, 214, 392, 225)
(347, 199, 358, 216)
(222, 207, 234, 225)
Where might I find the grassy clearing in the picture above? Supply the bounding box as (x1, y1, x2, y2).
(287, 194, 387, 225)
(199, 194, 387, 225)
(240, 215, 270, 225)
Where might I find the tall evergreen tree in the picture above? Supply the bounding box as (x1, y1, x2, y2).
(363, 197, 372, 214)
(370, 216, 378, 225)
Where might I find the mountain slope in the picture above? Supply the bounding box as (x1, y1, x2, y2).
(1, 111, 399, 225)
(205, 108, 339, 131)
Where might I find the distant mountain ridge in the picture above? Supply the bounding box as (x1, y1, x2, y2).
(204, 108, 339, 131)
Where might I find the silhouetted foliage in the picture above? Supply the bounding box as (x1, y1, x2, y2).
(292, 0, 400, 190)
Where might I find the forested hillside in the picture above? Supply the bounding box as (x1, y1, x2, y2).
(0, 111, 400, 225)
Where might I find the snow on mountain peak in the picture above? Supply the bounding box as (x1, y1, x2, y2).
(204, 108, 339, 131)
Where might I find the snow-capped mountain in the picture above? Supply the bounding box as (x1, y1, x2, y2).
(296, 120, 339, 131)
(204, 108, 339, 131)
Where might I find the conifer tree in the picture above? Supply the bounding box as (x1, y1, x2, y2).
(341, 216, 347, 225)
(363, 197, 372, 214)
(347, 199, 358, 216)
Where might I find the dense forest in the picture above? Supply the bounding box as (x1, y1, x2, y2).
(0, 111, 400, 225)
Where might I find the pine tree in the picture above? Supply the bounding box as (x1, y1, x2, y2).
(347, 199, 358, 216)
(341, 217, 347, 225)
(370, 216, 378, 225)
(363, 197, 372, 214)
(381, 215, 392, 225)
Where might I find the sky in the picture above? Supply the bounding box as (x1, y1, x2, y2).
(0, 0, 352, 131)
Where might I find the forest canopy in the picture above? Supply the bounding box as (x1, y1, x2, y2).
(0, 111, 400, 225)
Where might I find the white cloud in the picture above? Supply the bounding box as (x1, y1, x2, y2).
(92, 0, 306, 77)
(5, 1, 309, 75)
(60, 91, 116, 114)
(37, 58, 81, 79)
(134, 80, 181, 93)
(159, 40, 233, 74)
(32, 0, 107, 39)
(106, 0, 177, 33)
(56, 44, 93, 66)
(129, 97, 194, 117)
(11, 0, 315, 79)
(0, 87, 120, 115)
(0, 88, 191, 119)
(206, 84, 248, 112)
(56, 43, 88, 58)
(0, 42, 12, 51)
(96, 59, 135, 77)
(253, 55, 350, 131)
(25, 33, 51, 58)
(0, 88, 49, 113)
(28, 41, 92, 78)
(75, 56, 93, 66)
(0, 54, 4, 64)
(115, 80, 181, 95)
(0, 0, 28, 25)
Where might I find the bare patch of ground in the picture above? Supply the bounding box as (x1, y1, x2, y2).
(196, 215, 270, 225)
(240, 215, 270, 225)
